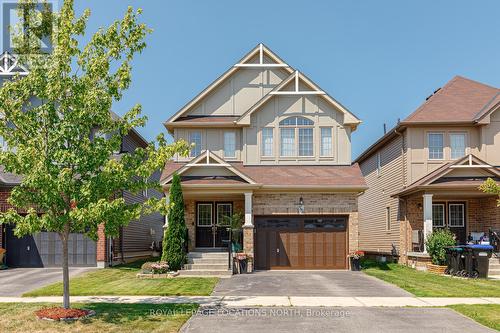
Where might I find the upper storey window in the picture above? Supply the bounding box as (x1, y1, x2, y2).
(279, 116, 314, 157)
(450, 133, 466, 159)
(261, 128, 274, 157)
(428, 133, 444, 160)
(189, 131, 202, 157)
(224, 131, 236, 158)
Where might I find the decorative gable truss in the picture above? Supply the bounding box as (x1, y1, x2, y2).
(166, 44, 294, 123)
(161, 150, 258, 186)
(237, 70, 361, 127)
(0, 52, 29, 76)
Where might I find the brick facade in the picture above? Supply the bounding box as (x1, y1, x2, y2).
(0, 188, 18, 249)
(96, 223, 107, 267)
(399, 196, 499, 265)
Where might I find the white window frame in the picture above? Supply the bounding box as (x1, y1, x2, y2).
(223, 131, 236, 158)
(448, 203, 465, 227)
(189, 131, 202, 157)
(428, 132, 444, 160)
(450, 132, 467, 160)
(197, 203, 213, 227)
(320, 127, 333, 157)
(376, 152, 381, 176)
(216, 203, 232, 226)
(432, 203, 445, 227)
(261, 127, 274, 157)
(279, 116, 314, 158)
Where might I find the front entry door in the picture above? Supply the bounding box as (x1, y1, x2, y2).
(195, 202, 232, 248)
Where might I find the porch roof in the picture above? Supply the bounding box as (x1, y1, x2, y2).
(393, 154, 500, 197)
(161, 152, 367, 191)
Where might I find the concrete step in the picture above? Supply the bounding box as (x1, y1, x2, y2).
(184, 263, 229, 270)
(178, 269, 232, 277)
(188, 252, 229, 259)
(188, 258, 229, 264)
(193, 247, 227, 252)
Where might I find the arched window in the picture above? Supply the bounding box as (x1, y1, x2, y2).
(279, 116, 314, 157)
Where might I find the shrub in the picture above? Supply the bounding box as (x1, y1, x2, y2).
(425, 229, 456, 265)
(162, 173, 188, 271)
(141, 261, 169, 274)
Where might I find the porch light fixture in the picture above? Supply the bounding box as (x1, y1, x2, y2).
(417, 203, 423, 210)
(298, 197, 305, 214)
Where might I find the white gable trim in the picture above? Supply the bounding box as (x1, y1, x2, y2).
(0, 52, 29, 76)
(166, 44, 293, 123)
(237, 70, 361, 126)
(161, 150, 257, 185)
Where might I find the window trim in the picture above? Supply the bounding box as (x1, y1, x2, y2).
(428, 132, 445, 160)
(189, 131, 202, 157)
(385, 206, 391, 231)
(432, 203, 446, 227)
(261, 127, 274, 157)
(320, 127, 333, 157)
(223, 131, 236, 158)
(279, 116, 314, 158)
(448, 203, 465, 227)
(449, 132, 467, 160)
(196, 203, 213, 227)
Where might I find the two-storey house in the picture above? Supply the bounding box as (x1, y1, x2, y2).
(0, 52, 164, 268)
(355, 76, 500, 268)
(161, 44, 366, 272)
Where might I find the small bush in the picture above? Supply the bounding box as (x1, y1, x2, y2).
(141, 261, 169, 274)
(425, 229, 456, 265)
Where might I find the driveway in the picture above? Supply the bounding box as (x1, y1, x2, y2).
(181, 307, 496, 333)
(0, 267, 96, 296)
(212, 271, 411, 297)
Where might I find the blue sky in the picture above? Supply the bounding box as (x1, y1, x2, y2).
(74, 0, 500, 158)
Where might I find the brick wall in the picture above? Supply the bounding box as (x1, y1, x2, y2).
(0, 188, 14, 249)
(96, 223, 107, 264)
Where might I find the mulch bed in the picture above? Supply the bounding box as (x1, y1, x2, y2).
(35, 307, 96, 321)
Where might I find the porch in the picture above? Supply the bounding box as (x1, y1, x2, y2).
(399, 193, 500, 269)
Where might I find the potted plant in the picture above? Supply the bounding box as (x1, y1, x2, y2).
(349, 250, 364, 271)
(224, 212, 244, 253)
(425, 229, 456, 274)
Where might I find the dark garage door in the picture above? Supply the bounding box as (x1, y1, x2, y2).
(5, 225, 97, 267)
(255, 216, 347, 270)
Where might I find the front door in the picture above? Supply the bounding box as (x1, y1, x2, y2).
(195, 202, 232, 248)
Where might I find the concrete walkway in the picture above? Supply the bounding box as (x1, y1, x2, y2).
(1, 295, 499, 307)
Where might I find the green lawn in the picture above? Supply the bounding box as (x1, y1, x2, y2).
(24, 259, 218, 297)
(0, 302, 197, 333)
(448, 304, 500, 331)
(362, 260, 500, 297)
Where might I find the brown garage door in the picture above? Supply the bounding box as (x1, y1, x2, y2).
(255, 216, 347, 270)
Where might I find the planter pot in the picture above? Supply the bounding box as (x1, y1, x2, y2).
(350, 257, 361, 271)
(427, 263, 447, 275)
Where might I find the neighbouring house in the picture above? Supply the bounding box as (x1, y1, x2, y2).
(0, 52, 164, 268)
(160, 44, 366, 272)
(355, 75, 500, 269)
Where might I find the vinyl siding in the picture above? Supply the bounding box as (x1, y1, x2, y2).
(358, 134, 405, 253)
(118, 134, 165, 254)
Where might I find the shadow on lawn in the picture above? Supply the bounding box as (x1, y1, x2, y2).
(77, 303, 197, 325)
(361, 259, 392, 271)
(111, 257, 160, 271)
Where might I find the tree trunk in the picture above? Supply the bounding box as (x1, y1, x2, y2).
(60, 225, 70, 309)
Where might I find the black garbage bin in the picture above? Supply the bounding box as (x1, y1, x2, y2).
(469, 244, 494, 278)
(462, 246, 476, 278)
(445, 246, 464, 275)
(238, 258, 248, 274)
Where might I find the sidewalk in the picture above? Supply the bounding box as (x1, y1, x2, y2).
(0, 295, 499, 307)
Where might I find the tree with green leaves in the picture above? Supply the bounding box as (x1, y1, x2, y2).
(480, 178, 500, 206)
(0, 0, 188, 309)
(162, 173, 188, 271)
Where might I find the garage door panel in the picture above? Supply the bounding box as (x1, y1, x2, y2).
(255, 216, 347, 270)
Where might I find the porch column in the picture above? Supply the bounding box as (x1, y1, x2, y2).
(163, 194, 170, 229)
(244, 192, 253, 227)
(423, 193, 433, 253)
